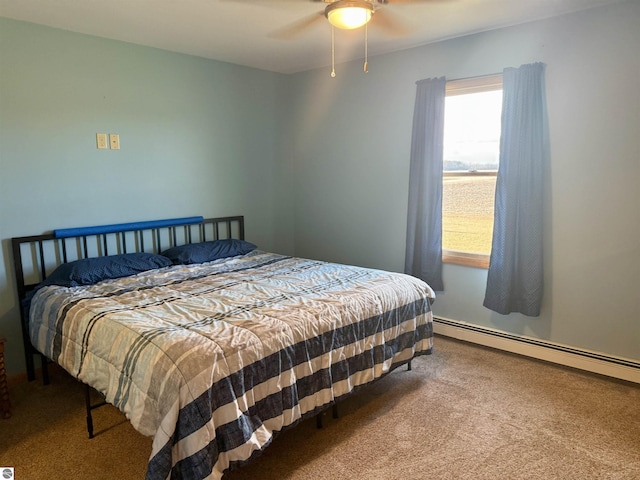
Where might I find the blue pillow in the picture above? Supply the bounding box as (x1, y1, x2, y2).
(161, 239, 257, 265)
(40, 252, 172, 288)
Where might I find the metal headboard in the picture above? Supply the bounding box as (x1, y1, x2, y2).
(11, 215, 244, 382)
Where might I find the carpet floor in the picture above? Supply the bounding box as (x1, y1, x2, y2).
(1, 335, 638, 479)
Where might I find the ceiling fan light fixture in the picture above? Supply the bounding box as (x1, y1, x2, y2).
(325, 1, 374, 30)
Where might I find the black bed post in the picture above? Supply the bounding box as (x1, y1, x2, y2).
(21, 323, 36, 382)
(23, 340, 36, 382)
(85, 384, 95, 439)
(11, 238, 36, 382)
(41, 355, 50, 385)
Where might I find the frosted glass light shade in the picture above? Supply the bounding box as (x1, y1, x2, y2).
(326, 2, 374, 30)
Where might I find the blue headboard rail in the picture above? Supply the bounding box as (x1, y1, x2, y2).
(11, 215, 244, 382)
(52, 216, 205, 238)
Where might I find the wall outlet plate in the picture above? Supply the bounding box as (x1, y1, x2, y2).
(109, 134, 120, 150)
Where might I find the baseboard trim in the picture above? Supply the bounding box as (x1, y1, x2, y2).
(433, 316, 640, 384)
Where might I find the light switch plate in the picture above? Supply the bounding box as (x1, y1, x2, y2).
(96, 133, 108, 149)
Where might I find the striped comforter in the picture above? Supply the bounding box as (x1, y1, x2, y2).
(29, 251, 435, 479)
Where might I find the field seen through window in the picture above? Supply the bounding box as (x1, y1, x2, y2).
(442, 174, 496, 255)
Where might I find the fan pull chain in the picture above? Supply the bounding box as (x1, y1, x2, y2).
(331, 25, 336, 78)
(364, 22, 368, 73)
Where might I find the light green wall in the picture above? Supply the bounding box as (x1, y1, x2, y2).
(0, 18, 293, 375)
(285, 1, 640, 361)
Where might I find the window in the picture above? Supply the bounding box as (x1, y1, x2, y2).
(442, 74, 502, 268)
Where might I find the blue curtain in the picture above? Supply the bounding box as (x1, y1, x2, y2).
(484, 63, 549, 316)
(405, 77, 446, 291)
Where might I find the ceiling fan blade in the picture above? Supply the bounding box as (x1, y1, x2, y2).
(222, 0, 317, 3)
(269, 12, 325, 39)
(371, 8, 412, 37)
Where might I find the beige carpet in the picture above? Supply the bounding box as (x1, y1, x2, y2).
(1, 336, 638, 479)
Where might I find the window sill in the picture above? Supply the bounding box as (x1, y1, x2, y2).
(442, 250, 489, 269)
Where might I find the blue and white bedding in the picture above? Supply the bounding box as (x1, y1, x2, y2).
(29, 250, 435, 479)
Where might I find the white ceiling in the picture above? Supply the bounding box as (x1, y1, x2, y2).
(0, 0, 626, 74)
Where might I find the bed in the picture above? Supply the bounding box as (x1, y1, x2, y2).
(11, 215, 435, 479)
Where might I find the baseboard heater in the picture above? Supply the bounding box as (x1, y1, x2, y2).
(433, 316, 640, 384)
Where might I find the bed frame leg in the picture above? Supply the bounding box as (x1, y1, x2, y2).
(25, 353, 36, 382)
(84, 383, 108, 439)
(40, 354, 50, 385)
(407, 360, 412, 371)
(85, 384, 95, 439)
(316, 403, 340, 429)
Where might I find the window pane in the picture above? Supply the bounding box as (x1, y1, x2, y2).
(442, 87, 501, 256)
(443, 90, 502, 172)
(443, 174, 496, 255)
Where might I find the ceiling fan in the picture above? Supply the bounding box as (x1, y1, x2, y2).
(268, 0, 436, 76)
(271, 0, 427, 40)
